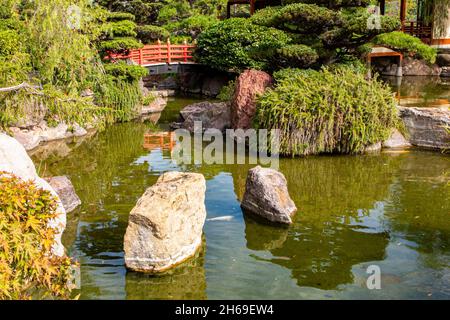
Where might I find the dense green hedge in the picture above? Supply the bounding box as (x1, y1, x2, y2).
(196, 18, 291, 72)
(373, 31, 437, 64)
(255, 66, 399, 156)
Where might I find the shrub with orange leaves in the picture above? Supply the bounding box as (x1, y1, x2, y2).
(0, 172, 74, 299)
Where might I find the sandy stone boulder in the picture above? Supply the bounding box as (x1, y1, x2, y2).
(398, 107, 450, 150)
(10, 121, 89, 150)
(175, 101, 231, 132)
(124, 172, 207, 273)
(0, 133, 66, 256)
(140, 97, 167, 115)
(231, 69, 273, 129)
(241, 166, 297, 225)
(382, 128, 411, 149)
(45, 176, 81, 213)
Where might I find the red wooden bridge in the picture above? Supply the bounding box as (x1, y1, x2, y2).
(108, 39, 196, 67)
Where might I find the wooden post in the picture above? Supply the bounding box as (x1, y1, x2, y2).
(379, 0, 385, 15)
(139, 47, 143, 65)
(250, 0, 256, 15)
(226, 2, 231, 18)
(167, 38, 171, 64)
(157, 39, 161, 63)
(400, 0, 407, 28)
(183, 40, 188, 63)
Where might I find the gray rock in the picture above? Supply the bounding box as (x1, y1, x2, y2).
(45, 176, 81, 213)
(0, 133, 66, 256)
(441, 67, 450, 77)
(140, 97, 167, 115)
(241, 166, 297, 225)
(364, 142, 382, 153)
(9, 121, 90, 150)
(398, 106, 450, 150)
(124, 172, 207, 273)
(72, 123, 88, 137)
(436, 54, 450, 67)
(382, 128, 411, 149)
(10, 127, 41, 150)
(402, 57, 441, 76)
(39, 122, 70, 142)
(177, 101, 231, 132)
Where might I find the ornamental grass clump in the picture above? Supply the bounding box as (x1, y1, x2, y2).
(255, 66, 399, 156)
(0, 173, 74, 299)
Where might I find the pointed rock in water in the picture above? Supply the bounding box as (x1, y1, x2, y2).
(241, 166, 297, 225)
(45, 176, 81, 213)
(124, 172, 206, 273)
(382, 128, 411, 149)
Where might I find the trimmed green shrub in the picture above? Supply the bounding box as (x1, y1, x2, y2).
(136, 25, 170, 43)
(0, 173, 74, 299)
(275, 44, 319, 68)
(104, 62, 148, 81)
(98, 37, 143, 54)
(166, 14, 219, 40)
(196, 18, 291, 72)
(251, 3, 341, 33)
(103, 20, 137, 38)
(255, 66, 399, 156)
(373, 31, 437, 64)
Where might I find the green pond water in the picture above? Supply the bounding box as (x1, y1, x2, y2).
(31, 96, 450, 300)
(383, 76, 450, 108)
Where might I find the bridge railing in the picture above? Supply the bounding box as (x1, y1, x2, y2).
(108, 39, 196, 66)
(401, 21, 432, 44)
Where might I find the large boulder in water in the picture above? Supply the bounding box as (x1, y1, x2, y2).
(45, 176, 81, 213)
(241, 166, 297, 225)
(174, 101, 231, 132)
(231, 69, 273, 129)
(124, 172, 207, 273)
(0, 133, 66, 256)
(398, 107, 450, 150)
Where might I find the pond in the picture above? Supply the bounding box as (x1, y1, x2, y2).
(383, 76, 450, 108)
(31, 96, 450, 300)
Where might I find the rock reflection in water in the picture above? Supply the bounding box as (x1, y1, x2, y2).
(125, 240, 207, 300)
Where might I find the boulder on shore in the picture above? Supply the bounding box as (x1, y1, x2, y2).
(45, 176, 81, 213)
(0, 133, 66, 256)
(231, 69, 273, 129)
(241, 166, 297, 225)
(382, 128, 411, 149)
(124, 172, 207, 273)
(9, 121, 89, 151)
(398, 106, 450, 150)
(173, 101, 231, 132)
